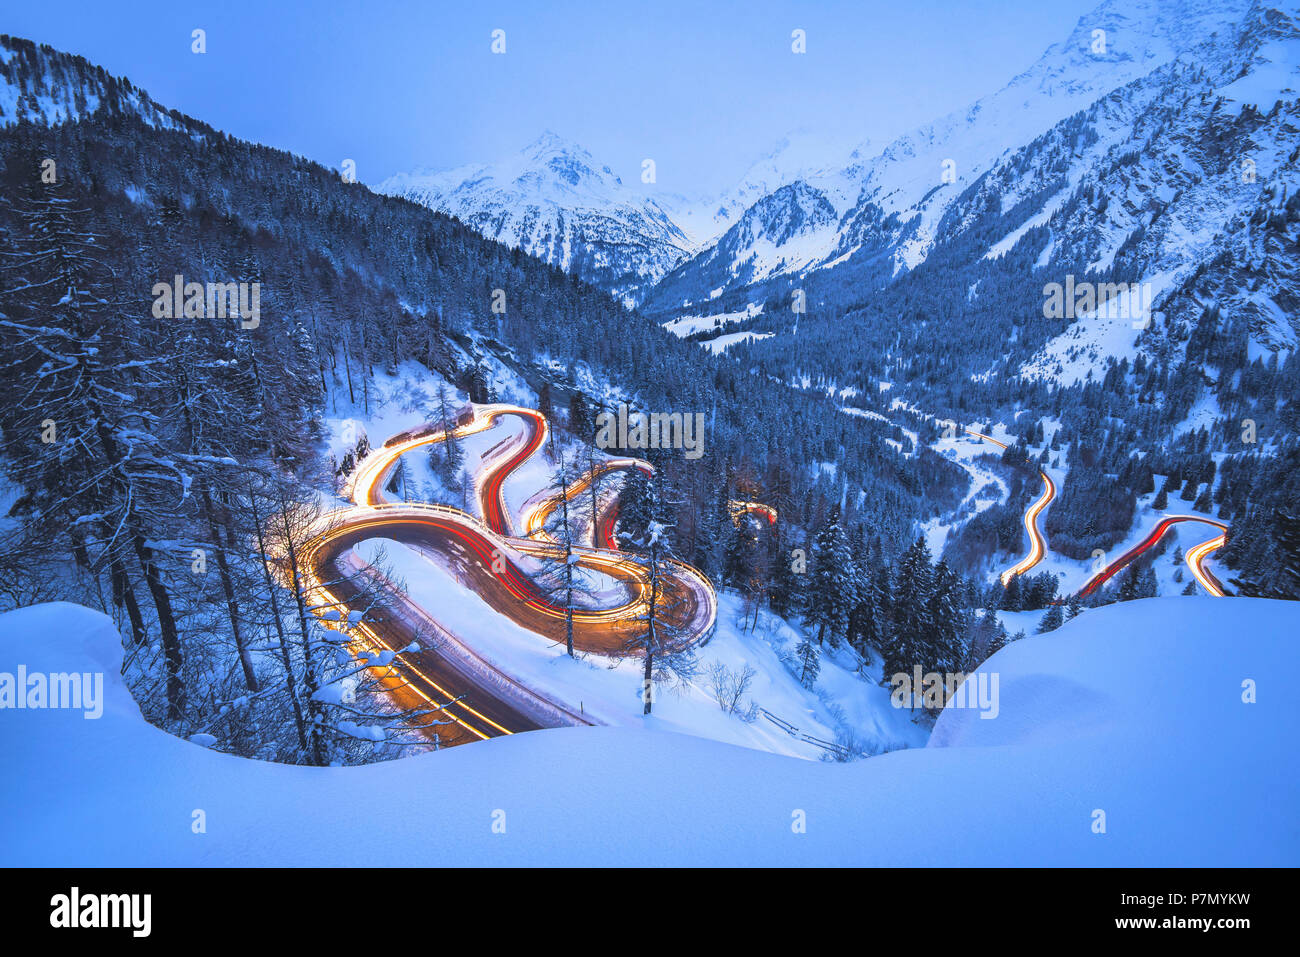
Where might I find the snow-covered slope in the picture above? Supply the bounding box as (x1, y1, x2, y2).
(1004, 0, 1300, 382)
(3, 597, 1293, 865)
(840, 0, 1259, 272)
(0, 34, 192, 131)
(375, 132, 692, 304)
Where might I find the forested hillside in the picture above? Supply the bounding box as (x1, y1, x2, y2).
(639, 7, 1300, 592)
(0, 35, 970, 761)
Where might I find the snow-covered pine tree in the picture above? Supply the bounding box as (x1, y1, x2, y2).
(530, 428, 581, 656)
(1065, 592, 1083, 619)
(1235, 506, 1300, 599)
(620, 485, 695, 714)
(615, 463, 654, 548)
(795, 636, 820, 689)
(1000, 573, 1023, 611)
(805, 504, 853, 647)
(880, 537, 935, 702)
(432, 384, 465, 487)
(929, 559, 969, 675)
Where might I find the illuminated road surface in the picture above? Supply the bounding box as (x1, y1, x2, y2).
(1078, 515, 1229, 599)
(965, 429, 1055, 586)
(964, 429, 1228, 599)
(298, 404, 717, 747)
(294, 407, 1228, 748)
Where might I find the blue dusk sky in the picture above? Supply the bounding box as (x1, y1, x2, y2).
(4, 0, 1097, 193)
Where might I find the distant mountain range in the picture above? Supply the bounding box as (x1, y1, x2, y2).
(3, 0, 1297, 373)
(373, 0, 1299, 377)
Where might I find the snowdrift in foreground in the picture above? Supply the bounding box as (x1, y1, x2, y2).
(0, 598, 1294, 866)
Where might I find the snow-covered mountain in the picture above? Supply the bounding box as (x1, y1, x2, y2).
(663, 129, 862, 245)
(375, 132, 692, 305)
(1021, 47, 1298, 379)
(652, 181, 841, 299)
(954, 0, 1300, 384)
(646, 0, 1288, 312)
(365, 0, 1294, 348)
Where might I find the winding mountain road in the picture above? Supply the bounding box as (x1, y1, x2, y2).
(964, 427, 1228, 598)
(297, 404, 1230, 750)
(965, 429, 1056, 586)
(298, 404, 718, 747)
(1077, 514, 1229, 599)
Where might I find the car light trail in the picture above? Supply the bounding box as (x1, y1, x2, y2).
(1078, 515, 1229, 599)
(965, 428, 1055, 586)
(295, 402, 724, 747)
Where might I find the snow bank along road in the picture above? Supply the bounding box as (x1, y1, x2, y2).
(297, 404, 718, 748)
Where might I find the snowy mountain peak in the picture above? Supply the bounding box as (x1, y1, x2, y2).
(376, 133, 690, 304)
(516, 129, 624, 192)
(524, 128, 574, 154)
(666, 129, 860, 244)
